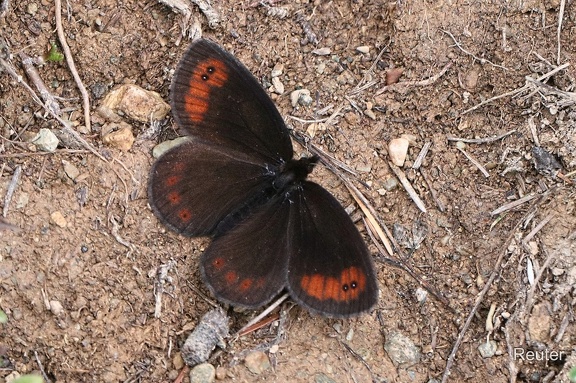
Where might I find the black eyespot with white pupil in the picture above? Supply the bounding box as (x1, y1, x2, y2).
(201, 67, 215, 81)
(342, 281, 358, 292)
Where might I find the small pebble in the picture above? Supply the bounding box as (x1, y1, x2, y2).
(62, 160, 80, 181)
(27, 3, 38, 15)
(306, 122, 326, 138)
(49, 300, 64, 316)
(244, 351, 270, 374)
(364, 109, 376, 120)
(315, 373, 337, 383)
(269, 344, 279, 354)
(290, 89, 312, 107)
(271, 63, 284, 78)
(356, 45, 370, 54)
(189, 363, 215, 383)
(346, 328, 354, 341)
(100, 84, 170, 122)
(215, 366, 227, 380)
(101, 122, 135, 151)
(271, 77, 285, 94)
(455, 141, 466, 150)
(478, 340, 497, 358)
(312, 47, 331, 55)
(16, 193, 29, 209)
(400, 133, 418, 145)
(173, 353, 185, 370)
(50, 211, 67, 228)
(386, 67, 404, 85)
(381, 177, 399, 191)
(384, 331, 421, 366)
(415, 287, 428, 303)
(332, 323, 343, 334)
(551, 268, 565, 276)
(388, 137, 410, 166)
(31, 129, 59, 152)
(356, 163, 372, 173)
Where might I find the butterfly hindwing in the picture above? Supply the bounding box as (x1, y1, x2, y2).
(171, 39, 293, 164)
(286, 182, 378, 317)
(200, 196, 291, 308)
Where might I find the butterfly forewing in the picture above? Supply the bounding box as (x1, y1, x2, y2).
(201, 196, 291, 308)
(171, 39, 293, 164)
(286, 182, 378, 317)
(148, 139, 275, 236)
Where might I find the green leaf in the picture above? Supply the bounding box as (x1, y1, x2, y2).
(46, 42, 64, 62)
(0, 309, 7, 324)
(10, 374, 44, 383)
(568, 366, 576, 382)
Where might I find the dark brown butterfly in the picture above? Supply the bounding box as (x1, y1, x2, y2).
(148, 39, 378, 317)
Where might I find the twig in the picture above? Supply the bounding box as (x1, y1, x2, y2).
(154, 260, 176, 318)
(365, 219, 451, 307)
(440, 207, 535, 383)
(186, 282, 219, 308)
(447, 130, 516, 144)
(412, 141, 432, 170)
(350, 42, 391, 95)
(388, 162, 427, 213)
(290, 130, 361, 180)
(442, 30, 508, 70)
(420, 168, 445, 212)
(461, 63, 570, 115)
(55, 0, 91, 132)
(2, 165, 21, 218)
(0, 0, 9, 17)
(19, 52, 61, 116)
(234, 293, 289, 338)
(0, 217, 20, 232)
(525, 76, 576, 107)
(190, 0, 220, 28)
(34, 350, 53, 383)
(557, 0, 565, 65)
(521, 214, 554, 247)
(236, 312, 280, 337)
(554, 310, 571, 343)
(0, 149, 90, 158)
(0, 57, 105, 162)
(109, 214, 136, 256)
(349, 182, 394, 256)
(339, 340, 380, 383)
(173, 365, 189, 383)
(503, 316, 519, 383)
(287, 115, 330, 124)
(375, 62, 451, 95)
(233, 304, 292, 362)
(525, 244, 556, 313)
(490, 193, 537, 216)
(456, 147, 490, 178)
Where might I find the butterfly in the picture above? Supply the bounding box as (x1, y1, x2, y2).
(148, 39, 378, 317)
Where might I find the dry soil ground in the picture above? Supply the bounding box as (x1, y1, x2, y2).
(1, 0, 575, 382)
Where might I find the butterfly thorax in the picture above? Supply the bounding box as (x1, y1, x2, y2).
(273, 155, 319, 192)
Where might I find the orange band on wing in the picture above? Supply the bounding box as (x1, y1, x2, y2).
(184, 58, 229, 123)
(300, 267, 367, 302)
